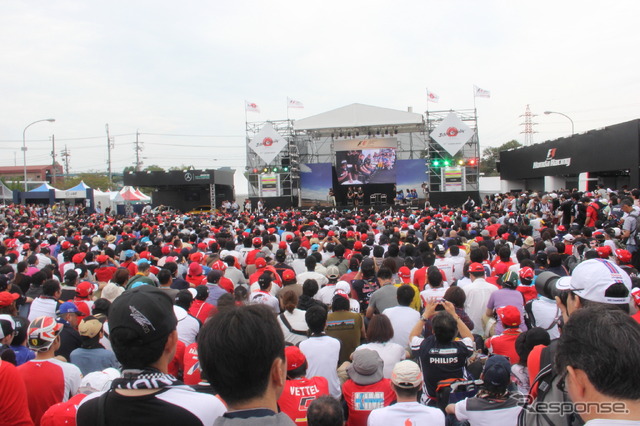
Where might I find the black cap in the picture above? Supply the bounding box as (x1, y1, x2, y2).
(108, 286, 177, 345)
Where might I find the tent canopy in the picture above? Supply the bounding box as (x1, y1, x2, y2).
(0, 182, 12, 201)
(29, 183, 58, 192)
(133, 188, 151, 201)
(113, 186, 142, 202)
(63, 180, 91, 198)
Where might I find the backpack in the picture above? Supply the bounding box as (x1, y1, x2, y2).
(523, 300, 561, 331)
(517, 341, 584, 426)
(589, 201, 608, 224)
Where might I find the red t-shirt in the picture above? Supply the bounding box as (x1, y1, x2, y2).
(633, 311, 640, 324)
(0, 360, 33, 426)
(278, 376, 329, 425)
(245, 249, 261, 266)
(342, 379, 395, 426)
(517, 286, 538, 303)
(122, 261, 138, 277)
(19, 360, 66, 425)
(486, 328, 521, 365)
(186, 274, 207, 287)
(183, 342, 201, 386)
(168, 339, 185, 379)
(413, 267, 428, 291)
(189, 300, 216, 323)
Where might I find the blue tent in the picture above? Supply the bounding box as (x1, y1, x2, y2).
(29, 183, 58, 192)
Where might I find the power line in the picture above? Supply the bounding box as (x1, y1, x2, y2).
(140, 132, 244, 138)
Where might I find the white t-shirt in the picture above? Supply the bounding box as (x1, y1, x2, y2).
(354, 342, 406, 378)
(315, 284, 337, 305)
(173, 306, 200, 346)
(277, 309, 309, 346)
(368, 401, 445, 426)
(453, 396, 521, 426)
(383, 305, 420, 349)
(299, 335, 341, 398)
(463, 278, 498, 336)
(248, 291, 280, 314)
(28, 297, 58, 322)
(529, 297, 561, 340)
(434, 257, 455, 283)
(420, 287, 447, 304)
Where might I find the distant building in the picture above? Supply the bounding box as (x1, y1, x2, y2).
(0, 164, 63, 186)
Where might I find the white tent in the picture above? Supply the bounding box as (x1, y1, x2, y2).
(0, 182, 13, 202)
(63, 181, 91, 199)
(133, 188, 151, 202)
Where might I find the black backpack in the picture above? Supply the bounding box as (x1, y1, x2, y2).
(517, 341, 584, 426)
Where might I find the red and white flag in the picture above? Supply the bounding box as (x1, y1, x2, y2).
(474, 85, 490, 98)
(287, 98, 304, 109)
(245, 101, 260, 113)
(426, 89, 439, 103)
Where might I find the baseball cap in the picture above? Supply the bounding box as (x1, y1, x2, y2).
(555, 258, 631, 304)
(0, 291, 19, 307)
(57, 301, 81, 315)
(72, 253, 86, 264)
(282, 269, 296, 282)
(596, 246, 612, 259)
(398, 266, 411, 283)
(336, 280, 351, 295)
(469, 263, 485, 274)
(347, 349, 383, 386)
(519, 266, 534, 281)
(28, 316, 63, 352)
(61, 240, 72, 250)
(326, 265, 340, 280)
(75, 281, 94, 298)
(124, 249, 136, 259)
(78, 316, 103, 339)
(483, 355, 511, 388)
(285, 346, 307, 371)
(632, 287, 640, 307)
(79, 368, 121, 394)
(96, 254, 109, 264)
(391, 360, 423, 389)
(615, 249, 632, 264)
(498, 270, 519, 288)
(563, 234, 575, 242)
(188, 262, 203, 276)
(252, 237, 262, 246)
(497, 305, 521, 327)
(108, 286, 177, 345)
(255, 258, 267, 269)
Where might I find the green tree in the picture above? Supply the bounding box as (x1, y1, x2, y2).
(60, 173, 113, 190)
(480, 140, 522, 176)
(168, 164, 195, 171)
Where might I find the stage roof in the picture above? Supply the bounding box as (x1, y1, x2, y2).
(293, 103, 424, 131)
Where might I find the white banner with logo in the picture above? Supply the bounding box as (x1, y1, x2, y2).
(430, 112, 474, 156)
(248, 123, 288, 164)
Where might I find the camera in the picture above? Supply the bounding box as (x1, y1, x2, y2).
(535, 271, 571, 306)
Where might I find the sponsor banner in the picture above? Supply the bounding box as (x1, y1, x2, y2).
(334, 137, 397, 151)
(533, 149, 571, 169)
(260, 174, 278, 197)
(248, 122, 288, 164)
(430, 112, 474, 156)
(443, 167, 464, 191)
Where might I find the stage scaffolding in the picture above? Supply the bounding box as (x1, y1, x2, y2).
(425, 109, 480, 193)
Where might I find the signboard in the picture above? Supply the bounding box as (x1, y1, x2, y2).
(260, 174, 279, 197)
(430, 112, 474, 156)
(443, 167, 465, 191)
(248, 123, 288, 164)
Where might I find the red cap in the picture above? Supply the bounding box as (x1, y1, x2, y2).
(631, 288, 640, 307)
(161, 245, 172, 255)
(72, 253, 86, 264)
(96, 255, 109, 264)
(497, 305, 521, 327)
(346, 231, 354, 238)
(61, 241, 71, 250)
(596, 246, 612, 258)
(283, 269, 296, 282)
(502, 233, 510, 240)
(285, 234, 293, 241)
(190, 252, 204, 263)
(211, 260, 226, 271)
(75, 281, 94, 297)
(398, 266, 411, 282)
(285, 346, 306, 371)
(353, 241, 363, 250)
(519, 266, 534, 280)
(255, 258, 267, 269)
(328, 231, 335, 237)
(252, 237, 262, 247)
(278, 241, 287, 250)
(469, 262, 485, 273)
(197, 242, 207, 250)
(615, 249, 632, 264)
(0, 291, 20, 307)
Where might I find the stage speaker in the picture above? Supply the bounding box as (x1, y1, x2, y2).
(495, 160, 501, 173)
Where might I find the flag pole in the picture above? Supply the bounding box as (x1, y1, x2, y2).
(473, 86, 477, 111)
(286, 97, 290, 122)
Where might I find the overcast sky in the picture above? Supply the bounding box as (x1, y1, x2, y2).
(2, 1, 639, 193)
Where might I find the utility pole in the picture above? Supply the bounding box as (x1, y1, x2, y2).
(106, 124, 113, 184)
(50, 134, 56, 185)
(61, 146, 71, 177)
(134, 130, 144, 171)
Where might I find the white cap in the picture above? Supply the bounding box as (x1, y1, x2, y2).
(336, 280, 351, 294)
(555, 259, 631, 304)
(79, 368, 121, 394)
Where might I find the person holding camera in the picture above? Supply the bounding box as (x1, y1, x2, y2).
(409, 299, 474, 406)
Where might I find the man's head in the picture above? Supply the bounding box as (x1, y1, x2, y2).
(78, 315, 103, 348)
(396, 284, 415, 307)
(285, 345, 307, 379)
(554, 258, 631, 319)
(555, 306, 640, 410)
(620, 197, 634, 214)
(27, 316, 63, 353)
(481, 355, 511, 394)
(390, 360, 423, 398)
(307, 396, 344, 426)
(305, 305, 327, 334)
(108, 286, 178, 369)
(432, 311, 457, 344)
(57, 301, 81, 328)
(198, 304, 286, 407)
(468, 262, 485, 280)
